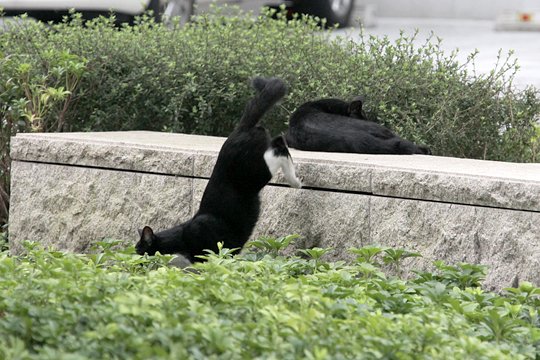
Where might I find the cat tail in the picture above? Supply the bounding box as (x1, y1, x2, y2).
(236, 77, 287, 131)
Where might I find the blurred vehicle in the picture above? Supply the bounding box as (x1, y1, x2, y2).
(0, 0, 355, 27)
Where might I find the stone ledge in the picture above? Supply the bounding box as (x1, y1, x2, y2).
(11, 131, 540, 211)
(8, 131, 540, 289)
(8, 161, 194, 254)
(9, 161, 539, 290)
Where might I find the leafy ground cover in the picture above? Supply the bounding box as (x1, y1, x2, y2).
(0, 239, 539, 359)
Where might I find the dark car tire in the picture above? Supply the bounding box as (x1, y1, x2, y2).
(147, 0, 194, 25)
(294, 0, 355, 27)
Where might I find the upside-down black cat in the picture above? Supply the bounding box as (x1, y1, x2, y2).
(286, 97, 431, 155)
(136, 77, 302, 262)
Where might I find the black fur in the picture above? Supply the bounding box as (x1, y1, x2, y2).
(136, 77, 290, 262)
(269, 135, 290, 157)
(286, 98, 431, 155)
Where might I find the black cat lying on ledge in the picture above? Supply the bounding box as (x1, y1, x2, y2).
(135, 77, 301, 262)
(286, 97, 431, 155)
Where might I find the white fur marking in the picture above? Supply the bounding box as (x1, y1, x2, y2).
(280, 155, 303, 188)
(264, 149, 281, 176)
(264, 149, 302, 188)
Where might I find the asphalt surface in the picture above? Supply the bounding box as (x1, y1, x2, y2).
(334, 17, 540, 90)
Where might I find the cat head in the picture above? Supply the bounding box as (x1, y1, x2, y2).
(136, 226, 158, 255)
(348, 96, 367, 119)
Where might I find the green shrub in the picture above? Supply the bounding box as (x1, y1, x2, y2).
(0, 240, 539, 359)
(1, 7, 539, 225)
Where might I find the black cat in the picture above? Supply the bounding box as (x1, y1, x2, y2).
(136, 77, 302, 261)
(286, 97, 431, 155)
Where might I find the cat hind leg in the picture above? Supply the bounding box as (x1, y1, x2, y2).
(264, 136, 302, 188)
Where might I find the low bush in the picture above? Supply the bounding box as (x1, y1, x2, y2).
(1, 7, 539, 225)
(0, 239, 539, 359)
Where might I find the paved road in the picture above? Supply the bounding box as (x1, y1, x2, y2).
(334, 17, 540, 90)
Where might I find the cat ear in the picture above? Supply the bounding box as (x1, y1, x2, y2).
(140, 226, 155, 246)
(349, 96, 368, 120)
(349, 96, 364, 113)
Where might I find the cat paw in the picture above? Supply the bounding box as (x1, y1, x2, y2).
(418, 145, 432, 155)
(168, 254, 193, 269)
(289, 178, 303, 189)
(251, 77, 268, 92)
(251, 77, 287, 98)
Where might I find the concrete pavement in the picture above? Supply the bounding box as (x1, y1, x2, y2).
(335, 17, 540, 89)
